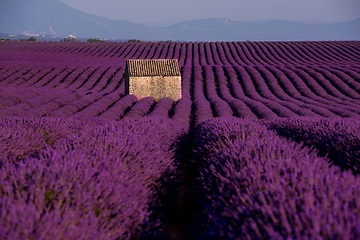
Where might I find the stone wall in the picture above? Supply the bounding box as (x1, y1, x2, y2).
(127, 75, 181, 101)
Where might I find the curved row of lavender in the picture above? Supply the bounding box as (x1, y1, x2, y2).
(2, 115, 360, 239)
(0, 116, 186, 239)
(1, 40, 360, 238)
(263, 117, 360, 174)
(186, 117, 360, 239)
(1, 41, 360, 128)
(2, 41, 359, 66)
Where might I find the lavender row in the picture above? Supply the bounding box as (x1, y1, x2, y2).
(214, 65, 259, 119)
(0, 85, 186, 121)
(292, 65, 360, 106)
(180, 66, 191, 99)
(0, 62, 125, 96)
(264, 117, 360, 174)
(0, 86, 49, 109)
(46, 92, 104, 117)
(73, 91, 122, 118)
(318, 65, 360, 95)
(170, 97, 192, 131)
(16, 90, 84, 118)
(1, 41, 360, 122)
(235, 65, 299, 118)
(148, 97, 174, 118)
(186, 117, 360, 239)
(2, 41, 359, 68)
(253, 66, 322, 117)
(0, 66, 44, 87)
(192, 66, 214, 125)
(2, 64, 360, 120)
(0, 88, 83, 118)
(98, 94, 138, 120)
(268, 65, 360, 117)
(0, 116, 186, 239)
(222, 66, 279, 119)
(123, 96, 155, 118)
(252, 65, 360, 117)
(202, 65, 233, 117)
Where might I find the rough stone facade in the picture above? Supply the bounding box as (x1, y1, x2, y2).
(125, 59, 182, 101)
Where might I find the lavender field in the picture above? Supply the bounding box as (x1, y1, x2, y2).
(1, 40, 360, 239)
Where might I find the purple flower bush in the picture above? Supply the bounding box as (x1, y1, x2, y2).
(73, 91, 121, 118)
(203, 65, 233, 118)
(186, 117, 360, 239)
(0, 116, 187, 239)
(1, 40, 360, 239)
(170, 97, 192, 131)
(264, 117, 360, 174)
(123, 96, 155, 118)
(148, 97, 174, 118)
(99, 94, 138, 120)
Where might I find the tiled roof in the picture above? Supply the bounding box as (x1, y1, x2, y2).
(126, 59, 181, 77)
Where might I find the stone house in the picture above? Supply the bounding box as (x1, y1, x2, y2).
(125, 59, 182, 101)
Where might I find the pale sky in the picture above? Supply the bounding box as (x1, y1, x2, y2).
(60, 0, 360, 25)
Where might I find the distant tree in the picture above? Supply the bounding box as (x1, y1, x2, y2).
(128, 39, 142, 42)
(61, 37, 77, 42)
(87, 38, 104, 42)
(27, 37, 37, 42)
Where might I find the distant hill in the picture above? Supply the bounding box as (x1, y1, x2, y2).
(0, 0, 152, 40)
(1, 0, 359, 41)
(165, 18, 360, 41)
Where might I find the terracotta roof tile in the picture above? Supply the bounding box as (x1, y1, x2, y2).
(126, 59, 181, 77)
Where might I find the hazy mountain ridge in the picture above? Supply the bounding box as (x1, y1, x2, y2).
(1, 0, 359, 41)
